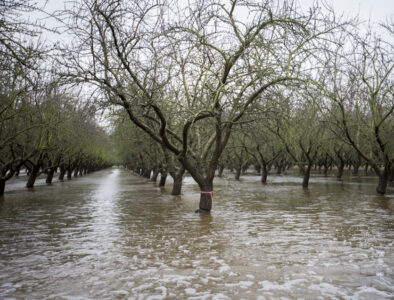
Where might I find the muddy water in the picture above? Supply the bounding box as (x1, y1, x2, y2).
(0, 168, 393, 299)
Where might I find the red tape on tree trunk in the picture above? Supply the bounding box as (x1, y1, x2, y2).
(200, 191, 213, 201)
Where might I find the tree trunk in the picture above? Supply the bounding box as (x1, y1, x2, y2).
(159, 172, 167, 187)
(0, 169, 16, 196)
(46, 168, 55, 184)
(337, 161, 344, 180)
(171, 175, 183, 195)
(0, 179, 5, 196)
(302, 164, 312, 188)
(67, 168, 72, 179)
(59, 167, 66, 181)
(151, 169, 159, 182)
(323, 164, 329, 177)
(170, 166, 185, 195)
(352, 164, 360, 176)
(276, 163, 282, 175)
(26, 165, 40, 188)
(142, 168, 151, 179)
(196, 181, 213, 213)
(376, 166, 390, 195)
(217, 165, 224, 177)
(255, 165, 261, 175)
(235, 167, 241, 180)
(241, 165, 248, 174)
(364, 164, 369, 175)
(261, 164, 268, 184)
(389, 168, 394, 183)
(74, 168, 79, 177)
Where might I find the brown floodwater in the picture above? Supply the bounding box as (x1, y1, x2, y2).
(0, 168, 393, 299)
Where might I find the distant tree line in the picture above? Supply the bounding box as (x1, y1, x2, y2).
(0, 1, 114, 196)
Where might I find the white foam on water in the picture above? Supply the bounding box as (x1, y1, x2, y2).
(145, 286, 167, 300)
(185, 288, 197, 295)
(219, 265, 230, 273)
(111, 289, 129, 297)
(212, 293, 232, 300)
(309, 282, 347, 298)
(225, 280, 255, 289)
(258, 279, 308, 291)
(132, 282, 154, 292)
(352, 286, 393, 299)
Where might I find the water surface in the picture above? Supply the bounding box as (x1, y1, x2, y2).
(0, 168, 393, 299)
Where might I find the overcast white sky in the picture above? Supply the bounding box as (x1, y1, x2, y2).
(300, 0, 393, 22)
(39, 0, 393, 21)
(32, 0, 393, 42)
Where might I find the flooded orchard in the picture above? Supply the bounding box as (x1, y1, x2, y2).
(0, 168, 393, 299)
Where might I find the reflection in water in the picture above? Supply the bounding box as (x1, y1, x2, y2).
(0, 168, 393, 299)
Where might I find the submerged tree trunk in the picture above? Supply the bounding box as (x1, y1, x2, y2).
(197, 181, 213, 213)
(46, 168, 55, 184)
(364, 164, 369, 175)
(159, 171, 167, 187)
(0, 179, 5, 196)
(335, 151, 345, 180)
(389, 168, 394, 183)
(376, 166, 390, 195)
(235, 167, 241, 180)
(26, 165, 40, 188)
(171, 175, 183, 195)
(302, 164, 312, 188)
(255, 165, 261, 175)
(337, 160, 344, 180)
(241, 165, 248, 174)
(170, 166, 185, 195)
(151, 168, 159, 182)
(0, 168, 17, 196)
(261, 164, 268, 184)
(142, 168, 151, 179)
(67, 168, 73, 179)
(175, 157, 215, 213)
(323, 164, 329, 177)
(352, 164, 360, 176)
(159, 170, 168, 187)
(276, 163, 282, 175)
(59, 167, 66, 181)
(217, 165, 224, 177)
